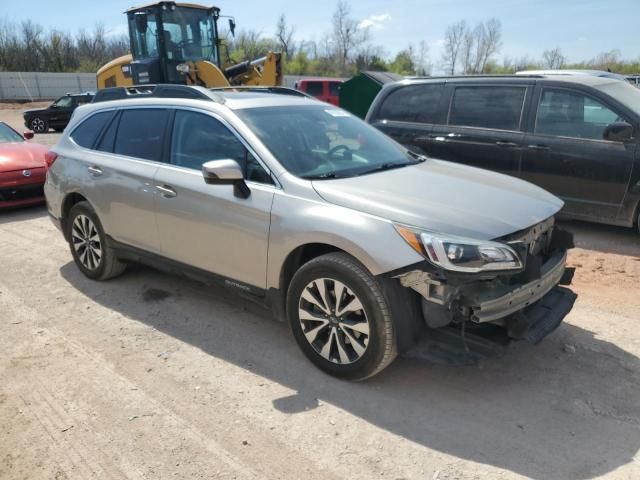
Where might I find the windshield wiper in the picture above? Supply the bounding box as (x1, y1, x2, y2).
(355, 161, 417, 177)
(301, 172, 339, 180)
(407, 150, 428, 162)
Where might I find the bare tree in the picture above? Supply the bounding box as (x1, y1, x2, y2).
(460, 28, 475, 74)
(476, 18, 502, 73)
(542, 47, 566, 69)
(414, 40, 431, 75)
(332, 0, 369, 75)
(275, 14, 295, 59)
(441, 21, 465, 74)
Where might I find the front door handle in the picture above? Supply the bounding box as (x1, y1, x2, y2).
(87, 166, 103, 177)
(155, 185, 177, 198)
(496, 141, 518, 148)
(527, 144, 550, 151)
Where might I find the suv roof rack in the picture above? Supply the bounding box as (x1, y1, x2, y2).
(92, 84, 222, 103)
(91, 84, 310, 104)
(406, 74, 546, 81)
(208, 86, 311, 98)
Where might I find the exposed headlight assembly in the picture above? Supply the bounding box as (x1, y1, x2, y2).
(395, 224, 522, 273)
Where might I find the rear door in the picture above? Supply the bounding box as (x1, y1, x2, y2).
(427, 84, 530, 176)
(49, 96, 76, 128)
(153, 108, 275, 289)
(369, 83, 446, 154)
(521, 85, 636, 221)
(72, 107, 170, 253)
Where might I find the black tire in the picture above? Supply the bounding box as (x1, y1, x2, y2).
(66, 201, 126, 281)
(29, 116, 48, 134)
(286, 252, 396, 381)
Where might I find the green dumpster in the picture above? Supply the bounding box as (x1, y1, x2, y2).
(339, 71, 403, 119)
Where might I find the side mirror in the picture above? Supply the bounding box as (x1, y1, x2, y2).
(603, 121, 633, 142)
(228, 18, 236, 37)
(202, 159, 250, 198)
(23, 131, 34, 140)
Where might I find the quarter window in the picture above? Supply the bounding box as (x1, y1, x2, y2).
(70, 111, 113, 149)
(536, 89, 624, 140)
(114, 109, 169, 161)
(449, 86, 526, 131)
(170, 110, 273, 184)
(377, 84, 444, 123)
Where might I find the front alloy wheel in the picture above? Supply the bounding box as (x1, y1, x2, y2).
(30, 117, 47, 133)
(298, 278, 370, 365)
(287, 252, 397, 380)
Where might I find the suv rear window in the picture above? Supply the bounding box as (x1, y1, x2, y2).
(449, 86, 526, 131)
(376, 84, 444, 123)
(114, 109, 169, 161)
(70, 111, 113, 149)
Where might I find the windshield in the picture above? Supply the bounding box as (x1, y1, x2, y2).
(236, 105, 422, 179)
(0, 123, 23, 143)
(596, 80, 640, 115)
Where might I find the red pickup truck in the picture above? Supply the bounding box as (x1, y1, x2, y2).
(295, 79, 343, 106)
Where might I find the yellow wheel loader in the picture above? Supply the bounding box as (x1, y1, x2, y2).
(96, 2, 282, 89)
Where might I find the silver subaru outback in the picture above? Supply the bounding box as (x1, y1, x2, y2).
(45, 85, 576, 380)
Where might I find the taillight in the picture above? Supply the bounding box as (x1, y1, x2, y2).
(45, 151, 58, 169)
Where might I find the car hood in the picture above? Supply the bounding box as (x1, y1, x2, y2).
(23, 108, 48, 115)
(0, 142, 48, 172)
(311, 159, 564, 240)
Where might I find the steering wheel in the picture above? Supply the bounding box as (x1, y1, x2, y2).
(327, 144, 351, 158)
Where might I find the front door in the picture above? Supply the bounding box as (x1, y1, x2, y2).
(153, 109, 275, 289)
(521, 86, 636, 221)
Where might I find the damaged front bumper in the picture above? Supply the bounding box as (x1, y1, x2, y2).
(394, 227, 577, 362)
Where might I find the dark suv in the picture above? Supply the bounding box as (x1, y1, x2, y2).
(23, 92, 94, 134)
(367, 76, 640, 231)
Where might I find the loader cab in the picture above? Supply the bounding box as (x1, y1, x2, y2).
(127, 2, 221, 85)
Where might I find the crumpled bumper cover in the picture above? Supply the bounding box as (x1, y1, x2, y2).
(471, 251, 568, 323)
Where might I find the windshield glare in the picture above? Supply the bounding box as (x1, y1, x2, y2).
(0, 123, 23, 144)
(236, 105, 415, 179)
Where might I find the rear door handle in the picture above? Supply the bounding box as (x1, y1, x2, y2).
(87, 166, 103, 177)
(527, 144, 550, 151)
(496, 141, 518, 148)
(155, 185, 177, 198)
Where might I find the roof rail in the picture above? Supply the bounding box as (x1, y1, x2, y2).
(406, 74, 546, 81)
(209, 85, 312, 98)
(92, 84, 223, 103)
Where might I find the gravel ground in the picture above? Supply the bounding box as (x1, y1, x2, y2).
(1, 104, 639, 480)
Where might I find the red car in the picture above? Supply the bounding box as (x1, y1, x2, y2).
(0, 122, 49, 209)
(295, 79, 343, 106)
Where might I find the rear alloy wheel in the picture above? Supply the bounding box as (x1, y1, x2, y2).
(29, 117, 48, 134)
(67, 201, 126, 281)
(287, 253, 396, 380)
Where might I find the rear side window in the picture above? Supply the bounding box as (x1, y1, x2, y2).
(376, 84, 444, 123)
(305, 82, 324, 96)
(70, 111, 113, 149)
(329, 82, 341, 96)
(449, 86, 526, 131)
(114, 109, 169, 161)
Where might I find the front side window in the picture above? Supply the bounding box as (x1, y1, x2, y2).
(114, 109, 169, 161)
(236, 105, 421, 179)
(449, 86, 526, 131)
(161, 8, 217, 63)
(536, 89, 625, 140)
(329, 82, 341, 96)
(0, 123, 24, 143)
(70, 111, 113, 149)
(377, 84, 444, 123)
(170, 110, 272, 184)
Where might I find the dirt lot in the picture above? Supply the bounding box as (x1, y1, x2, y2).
(1, 105, 639, 480)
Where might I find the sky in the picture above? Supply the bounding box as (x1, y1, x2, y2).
(0, 0, 637, 72)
